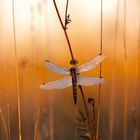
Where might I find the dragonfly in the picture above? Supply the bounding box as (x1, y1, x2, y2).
(40, 54, 105, 104)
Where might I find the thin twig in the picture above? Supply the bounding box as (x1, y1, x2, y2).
(52, 1, 95, 139)
(123, 1, 128, 140)
(6, 94, 11, 140)
(123, 0, 127, 60)
(34, 109, 40, 140)
(88, 98, 96, 138)
(79, 86, 94, 140)
(96, 0, 103, 139)
(65, 0, 69, 27)
(132, 6, 140, 140)
(0, 110, 9, 140)
(53, 0, 74, 60)
(12, 0, 22, 140)
(96, 85, 101, 140)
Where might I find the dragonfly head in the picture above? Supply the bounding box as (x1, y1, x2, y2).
(70, 59, 78, 66)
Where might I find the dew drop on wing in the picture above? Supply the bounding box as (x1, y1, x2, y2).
(40, 76, 72, 89)
(76, 75, 104, 86)
(77, 54, 105, 73)
(44, 60, 70, 75)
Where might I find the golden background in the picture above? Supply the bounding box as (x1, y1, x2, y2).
(0, 0, 140, 140)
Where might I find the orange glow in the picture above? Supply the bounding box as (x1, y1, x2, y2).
(0, 0, 140, 140)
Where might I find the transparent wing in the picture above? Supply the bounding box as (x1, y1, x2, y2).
(44, 60, 70, 75)
(77, 75, 104, 86)
(77, 54, 105, 73)
(40, 76, 72, 89)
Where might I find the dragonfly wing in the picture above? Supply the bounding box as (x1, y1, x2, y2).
(77, 54, 105, 73)
(40, 76, 72, 89)
(77, 75, 104, 86)
(44, 60, 70, 75)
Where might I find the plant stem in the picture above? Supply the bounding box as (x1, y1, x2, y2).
(0, 111, 9, 140)
(79, 86, 94, 140)
(6, 94, 11, 140)
(92, 101, 96, 139)
(96, 0, 103, 139)
(65, 0, 69, 26)
(53, 0, 74, 60)
(12, 0, 22, 140)
(52, 1, 95, 140)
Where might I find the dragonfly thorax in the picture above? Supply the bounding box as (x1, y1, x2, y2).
(70, 59, 78, 77)
(70, 66, 78, 77)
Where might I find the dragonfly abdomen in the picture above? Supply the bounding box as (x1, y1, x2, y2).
(72, 77, 78, 104)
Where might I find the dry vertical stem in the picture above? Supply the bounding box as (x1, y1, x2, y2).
(12, 0, 22, 140)
(6, 94, 11, 140)
(79, 86, 94, 140)
(53, 0, 74, 60)
(88, 98, 96, 139)
(0, 109, 9, 140)
(96, 0, 103, 139)
(52, 1, 95, 139)
(123, 0, 128, 140)
(34, 108, 40, 140)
